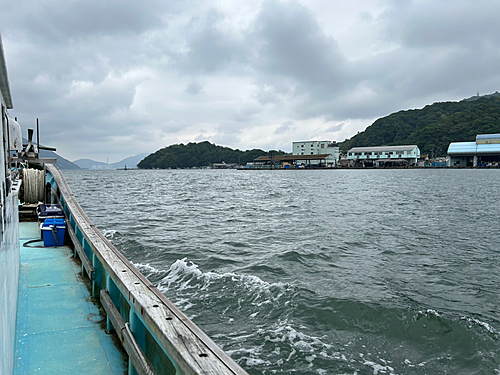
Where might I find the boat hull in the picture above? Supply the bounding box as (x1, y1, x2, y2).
(0, 181, 21, 375)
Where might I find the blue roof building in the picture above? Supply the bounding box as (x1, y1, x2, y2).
(448, 134, 500, 167)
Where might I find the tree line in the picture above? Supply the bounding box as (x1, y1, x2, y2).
(138, 141, 284, 169)
(340, 94, 500, 156)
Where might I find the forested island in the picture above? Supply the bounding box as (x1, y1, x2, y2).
(138, 141, 285, 169)
(341, 93, 500, 156)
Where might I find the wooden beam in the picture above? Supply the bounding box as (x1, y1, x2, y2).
(101, 290, 156, 375)
(67, 221, 95, 280)
(50, 188, 95, 280)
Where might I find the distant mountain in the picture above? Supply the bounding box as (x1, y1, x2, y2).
(112, 153, 148, 169)
(73, 158, 109, 169)
(138, 141, 285, 169)
(73, 153, 148, 170)
(340, 93, 500, 156)
(463, 91, 500, 102)
(39, 149, 81, 170)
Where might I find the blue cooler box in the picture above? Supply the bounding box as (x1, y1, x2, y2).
(41, 218, 66, 247)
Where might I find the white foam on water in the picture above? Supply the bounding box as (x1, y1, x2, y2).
(225, 346, 264, 357)
(416, 309, 441, 318)
(244, 357, 272, 367)
(102, 229, 117, 239)
(225, 342, 271, 368)
(305, 354, 316, 363)
(264, 319, 359, 368)
(263, 321, 332, 351)
(404, 359, 415, 367)
(223, 317, 345, 370)
(153, 258, 409, 374)
(158, 258, 291, 299)
(363, 360, 396, 375)
(157, 258, 202, 291)
(425, 309, 441, 317)
(461, 316, 498, 334)
(172, 297, 194, 311)
(133, 263, 167, 275)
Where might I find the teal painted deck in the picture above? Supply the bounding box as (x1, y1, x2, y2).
(15, 221, 127, 375)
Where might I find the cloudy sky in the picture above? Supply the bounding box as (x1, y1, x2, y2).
(2, 0, 499, 162)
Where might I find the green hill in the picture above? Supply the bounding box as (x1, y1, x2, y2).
(341, 93, 500, 156)
(138, 141, 284, 169)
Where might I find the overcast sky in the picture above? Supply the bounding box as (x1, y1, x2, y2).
(2, 0, 499, 162)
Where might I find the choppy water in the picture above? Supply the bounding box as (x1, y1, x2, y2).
(63, 169, 500, 374)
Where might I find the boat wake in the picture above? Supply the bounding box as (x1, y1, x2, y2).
(133, 258, 500, 374)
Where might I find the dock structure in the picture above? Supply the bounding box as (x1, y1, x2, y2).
(253, 154, 332, 168)
(448, 134, 500, 167)
(16, 164, 249, 375)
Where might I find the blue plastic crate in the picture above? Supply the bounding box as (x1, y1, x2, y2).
(37, 204, 64, 223)
(41, 218, 66, 247)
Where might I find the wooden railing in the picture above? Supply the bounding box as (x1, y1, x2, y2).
(45, 164, 248, 375)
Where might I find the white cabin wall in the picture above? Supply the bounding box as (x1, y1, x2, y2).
(0, 103, 20, 375)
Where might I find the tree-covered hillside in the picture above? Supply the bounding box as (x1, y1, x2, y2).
(341, 94, 500, 156)
(138, 141, 284, 169)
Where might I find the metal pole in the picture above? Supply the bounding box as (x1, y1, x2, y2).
(36, 118, 40, 157)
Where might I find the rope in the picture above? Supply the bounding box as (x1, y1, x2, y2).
(22, 168, 45, 203)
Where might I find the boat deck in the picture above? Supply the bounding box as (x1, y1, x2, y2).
(15, 221, 127, 374)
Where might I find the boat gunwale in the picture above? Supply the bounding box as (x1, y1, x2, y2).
(45, 164, 248, 375)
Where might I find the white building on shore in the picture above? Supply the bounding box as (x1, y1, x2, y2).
(346, 145, 420, 166)
(292, 141, 340, 167)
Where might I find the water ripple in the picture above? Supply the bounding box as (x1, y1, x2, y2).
(64, 168, 500, 374)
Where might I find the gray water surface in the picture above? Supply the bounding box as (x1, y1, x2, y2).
(63, 169, 500, 374)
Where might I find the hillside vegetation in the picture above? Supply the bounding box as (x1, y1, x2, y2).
(341, 94, 500, 156)
(138, 141, 284, 169)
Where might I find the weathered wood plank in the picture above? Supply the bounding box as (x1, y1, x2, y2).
(100, 289, 125, 330)
(122, 323, 157, 375)
(101, 290, 156, 375)
(50, 188, 95, 280)
(67, 222, 95, 280)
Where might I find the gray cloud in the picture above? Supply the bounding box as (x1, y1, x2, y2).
(250, 0, 347, 98)
(274, 121, 295, 134)
(324, 123, 344, 133)
(174, 9, 245, 74)
(231, 106, 262, 123)
(185, 81, 203, 95)
(2, 0, 500, 161)
(3, 0, 175, 43)
(381, 0, 500, 49)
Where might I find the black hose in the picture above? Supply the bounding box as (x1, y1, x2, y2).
(23, 239, 45, 248)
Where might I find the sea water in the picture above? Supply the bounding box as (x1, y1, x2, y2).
(63, 169, 500, 374)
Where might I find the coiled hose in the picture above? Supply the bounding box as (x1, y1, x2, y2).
(22, 168, 45, 203)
